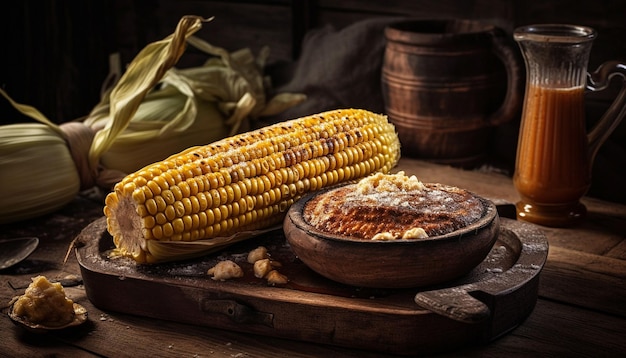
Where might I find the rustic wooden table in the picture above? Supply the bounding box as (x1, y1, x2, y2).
(2, 158, 625, 357)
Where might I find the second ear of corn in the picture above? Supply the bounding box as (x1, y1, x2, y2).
(0, 16, 305, 225)
(104, 108, 401, 264)
(0, 124, 81, 224)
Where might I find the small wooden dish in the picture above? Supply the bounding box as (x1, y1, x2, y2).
(284, 184, 500, 288)
(8, 302, 88, 333)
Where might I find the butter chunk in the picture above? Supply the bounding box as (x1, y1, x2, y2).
(12, 275, 75, 327)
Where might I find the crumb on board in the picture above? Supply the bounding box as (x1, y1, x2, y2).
(207, 260, 244, 281)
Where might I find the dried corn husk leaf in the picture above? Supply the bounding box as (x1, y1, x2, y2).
(86, 86, 227, 174)
(87, 16, 208, 172)
(83, 34, 305, 175)
(0, 89, 65, 138)
(134, 225, 281, 264)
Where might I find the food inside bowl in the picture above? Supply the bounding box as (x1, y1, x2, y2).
(303, 172, 486, 241)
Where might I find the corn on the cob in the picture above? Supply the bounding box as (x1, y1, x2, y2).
(104, 109, 401, 263)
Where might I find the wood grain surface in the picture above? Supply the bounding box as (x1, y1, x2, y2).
(2, 158, 625, 357)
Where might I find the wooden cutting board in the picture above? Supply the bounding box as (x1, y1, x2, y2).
(75, 216, 547, 356)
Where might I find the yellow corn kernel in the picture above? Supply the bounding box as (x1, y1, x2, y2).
(104, 109, 400, 263)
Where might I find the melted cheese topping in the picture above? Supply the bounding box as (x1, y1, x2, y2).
(356, 171, 426, 195)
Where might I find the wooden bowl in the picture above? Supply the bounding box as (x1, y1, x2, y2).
(284, 184, 500, 288)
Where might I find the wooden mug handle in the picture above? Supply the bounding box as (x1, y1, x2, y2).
(486, 27, 525, 126)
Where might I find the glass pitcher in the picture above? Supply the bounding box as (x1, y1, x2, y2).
(513, 24, 626, 227)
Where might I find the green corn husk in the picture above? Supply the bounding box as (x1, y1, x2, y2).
(0, 123, 81, 224)
(0, 15, 305, 225)
(83, 39, 304, 174)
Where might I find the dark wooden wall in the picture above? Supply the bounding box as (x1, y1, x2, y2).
(2, 0, 625, 202)
(3, 0, 625, 125)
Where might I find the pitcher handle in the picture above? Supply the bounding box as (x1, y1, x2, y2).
(487, 28, 525, 126)
(586, 60, 626, 163)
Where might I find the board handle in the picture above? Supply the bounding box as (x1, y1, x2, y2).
(414, 218, 548, 324)
(414, 288, 490, 323)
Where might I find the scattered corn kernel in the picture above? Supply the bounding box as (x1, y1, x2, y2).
(266, 270, 289, 286)
(247, 246, 269, 264)
(253, 259, 273, 278)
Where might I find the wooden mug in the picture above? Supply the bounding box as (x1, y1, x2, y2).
(382, 19, 523, 168)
